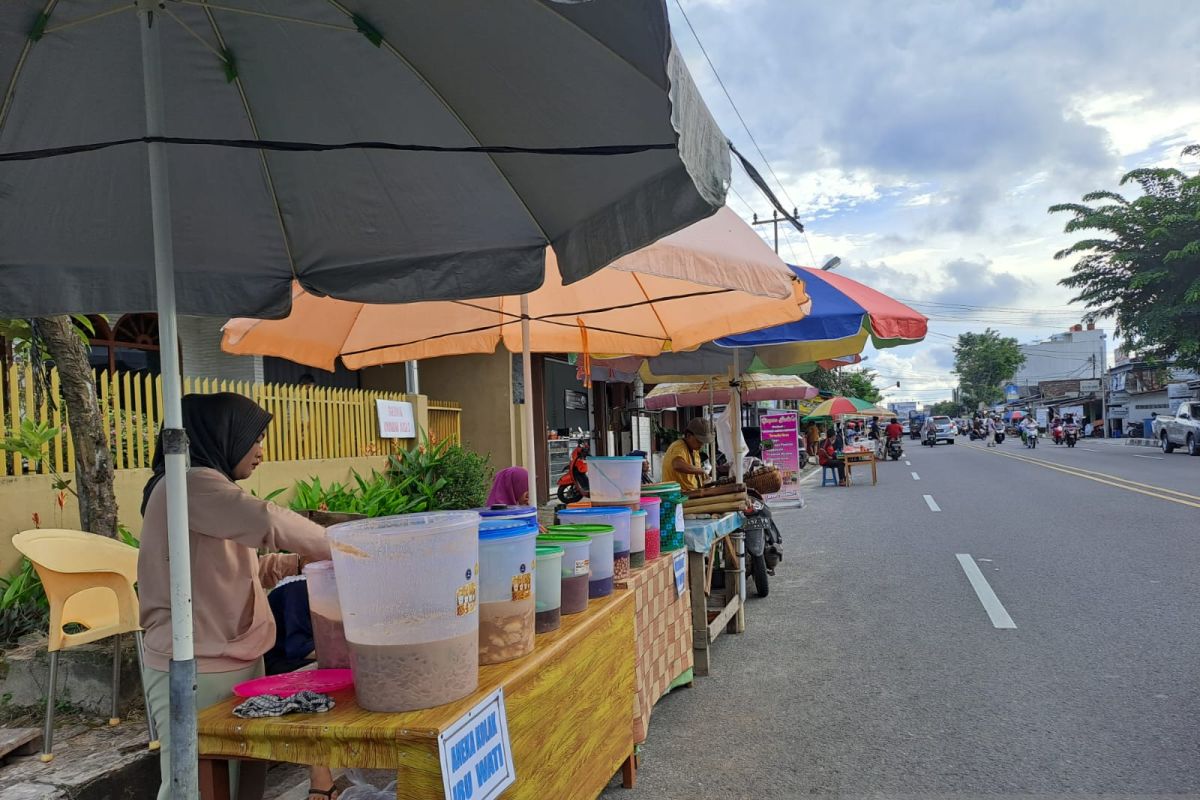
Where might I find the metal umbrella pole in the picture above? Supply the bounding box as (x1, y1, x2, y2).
(138, 4, 198, 797)
(521, 295, 538, 507)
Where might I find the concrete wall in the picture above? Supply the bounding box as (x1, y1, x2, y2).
(1013, 329, 1106, 386)
(0, 456, 388, 575)
(179, 315, 263, 382)
(403, 353, 517, 470)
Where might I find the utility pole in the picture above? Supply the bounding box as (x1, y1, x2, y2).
(751, 208, 797, 254)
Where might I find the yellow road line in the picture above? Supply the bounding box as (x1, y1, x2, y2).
(964, 444, 1200, 510)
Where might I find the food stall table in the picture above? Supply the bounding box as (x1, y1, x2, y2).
(614, 551, 694, 759)
(682, 512, 745, 677)
(197, 591, 636, 800)
(842, 446, 877, 485)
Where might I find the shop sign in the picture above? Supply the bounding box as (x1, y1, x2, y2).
(564, 389, 588, 411)
(673, 550, 687, 597)
(1039, 379, 1080, 399)
(438, 688, 515, 800)
(1036, 408, 1049, 428)
(1079, 379, 1101, 394)
(759, 411, 801, 505)
(375, 399, 416, 439)
(1003, 384, 1019, 402)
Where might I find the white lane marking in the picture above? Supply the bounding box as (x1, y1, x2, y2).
(911, 472, 920, 481)
(1132, 454, 1164, 460)
(923, 494, 940, 512)
(1078, 447, 1098, 452)
(905, 460, 911, 466)
(956, 553, 1017, 629)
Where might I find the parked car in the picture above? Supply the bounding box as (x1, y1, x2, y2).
(1153, 401, 1200, 455)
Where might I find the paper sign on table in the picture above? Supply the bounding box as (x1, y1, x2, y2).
(438, 688, 515, 800)
(673, 550, 687, 597)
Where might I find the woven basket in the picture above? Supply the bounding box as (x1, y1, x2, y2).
(745, 467, 782, 495)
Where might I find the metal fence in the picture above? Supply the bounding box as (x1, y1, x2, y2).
(0, 365, 462, 476)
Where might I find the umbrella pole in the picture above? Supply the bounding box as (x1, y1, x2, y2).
(520, 295, 538, 507)
(139, 6, 198, 797)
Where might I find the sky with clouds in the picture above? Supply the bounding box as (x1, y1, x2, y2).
(668, 0, 1200, 404)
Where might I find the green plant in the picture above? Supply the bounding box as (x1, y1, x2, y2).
(0, 419, 68, 490)
(432, 445, 493, 510)
(116, 523, 140, 549)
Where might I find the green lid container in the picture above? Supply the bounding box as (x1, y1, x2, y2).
(538, 530, 595, 578)
(543, 524, 614, 537)
(535, 545, 564, 558)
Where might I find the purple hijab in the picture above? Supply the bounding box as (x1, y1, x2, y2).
(486, 467, 529, 507)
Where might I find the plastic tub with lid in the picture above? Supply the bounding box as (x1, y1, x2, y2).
(534, 545, 563, 634)
(475, 505, 538, 525)
(639, 497, 662, 560)
(538, 530, 591, 614)
(303, 560, 350, 669)
(549, 523, 613, 599)
(629, 510, 647, 570)
(327, 511, 479, 712)
(478, 519, 539, 664)
(557, 507, 631, 581)
(586, 456, 644, 503)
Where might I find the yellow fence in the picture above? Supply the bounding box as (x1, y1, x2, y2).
(0, 365, 462, 476)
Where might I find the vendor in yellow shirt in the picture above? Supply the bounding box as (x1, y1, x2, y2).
(661, 418, 715, 492)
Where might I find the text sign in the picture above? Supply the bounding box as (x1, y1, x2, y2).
(759, 411, 801, 505)
(376, 399, 416, 439)
(673, 549, 687, 597)
(438, 688, 515, 800)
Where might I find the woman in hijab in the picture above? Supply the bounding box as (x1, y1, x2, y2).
(486, 466, 530, 506)
(139, 393, 336, 800)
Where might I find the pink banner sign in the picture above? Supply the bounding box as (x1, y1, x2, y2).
(759, 411, 801, 505)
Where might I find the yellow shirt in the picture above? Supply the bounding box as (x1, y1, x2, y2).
(661, 438, 702, 492)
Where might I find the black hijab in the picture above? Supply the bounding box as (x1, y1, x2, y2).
(140, 393, 273, 516)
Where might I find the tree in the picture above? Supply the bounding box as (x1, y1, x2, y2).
(929, 400, 961, 417)
(952, 328, 1024, 409)
(1051, 145, 1200, 372)
(805, 367, 883, 403)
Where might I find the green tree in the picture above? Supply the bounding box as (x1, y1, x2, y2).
(1051, 145, 1200, 371)
(929, 400, 961, 417)
(952, 328, 1024, 409)
(805, 367, 883, 403)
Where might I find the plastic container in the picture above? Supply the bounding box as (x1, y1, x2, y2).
(303, 561, 350, 669)
(476, 505, 538, 525)
(534, 545, 563, 634)
(478, 519, 539, 664)
(538, 530, 591, 614)
(639, 497, 662, 561)
(557, 507, 631, 582)
(551, 523, 613, 598)
(327, 512, 480, 712)
(586, 456, 644, 503)
(629, 510, 647, 570)
(643, 482, 685, 552)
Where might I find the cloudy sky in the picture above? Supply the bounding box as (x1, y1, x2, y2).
(668, 0, 1200, 404)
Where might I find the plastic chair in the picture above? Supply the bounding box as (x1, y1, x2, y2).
(11, 529, 159, 762)
(821, 465, 839, 487)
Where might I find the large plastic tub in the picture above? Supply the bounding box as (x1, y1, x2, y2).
(557, 506, 631, 582)
(639, 497, 662, 560)
(478, 519, 539, 664)
(550, 523, 613, 599)
(303, 560, 350, 669)
(587, 456, 644, 503)
(534, 545, 563, 634)
(629, 510, 647, 570)
(539, 530, 592, 614)
(328, 512, 480, 712)
(476, 505, 538, 525)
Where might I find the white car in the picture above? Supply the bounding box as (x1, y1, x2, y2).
(929, 416, 956, 445)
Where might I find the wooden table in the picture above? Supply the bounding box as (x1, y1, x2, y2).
(614, 552, 693, 753)
(197, 591, 636, 800)
(843, 449, 878, 485)
(682, 512, 745, 677)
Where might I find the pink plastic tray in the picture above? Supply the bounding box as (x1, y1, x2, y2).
(233, 669, 354, 698)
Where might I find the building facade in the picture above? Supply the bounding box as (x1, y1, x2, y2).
(1012, 324, 1107, 390)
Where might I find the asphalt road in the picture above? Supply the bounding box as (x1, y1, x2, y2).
(603, 434, 1200, 800)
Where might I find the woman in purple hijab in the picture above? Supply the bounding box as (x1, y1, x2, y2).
(486, 466, 530, 507)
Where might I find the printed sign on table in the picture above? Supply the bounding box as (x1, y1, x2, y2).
(438, 688, 515, 800)
(759, 411, 801, 505)
(376, 399, 416, 439)
(673, 549, 687, 597)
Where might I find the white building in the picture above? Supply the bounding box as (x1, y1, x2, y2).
(1012, 324, 1107, 390)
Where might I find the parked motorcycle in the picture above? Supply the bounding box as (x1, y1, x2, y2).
(556, 443, 590, 504)
(742, 489, 782, 598)
(886, 437, 904, 461)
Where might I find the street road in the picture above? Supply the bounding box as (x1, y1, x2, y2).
(603, 434, 1200, 799)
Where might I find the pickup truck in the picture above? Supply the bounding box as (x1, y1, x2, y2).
(1153, 401, 1200, 455)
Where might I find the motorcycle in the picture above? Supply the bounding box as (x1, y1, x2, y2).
(923, 429, 937, 447)
(1065, 427, 1078, 448)
(1052, 425, 1064, 445)
(886, 437, 904, 461)
(1024, 428, 1038, 449)
(742, 489, 782, 598)
(969, 427, 986, 441)
(556, 444, 590, 504)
